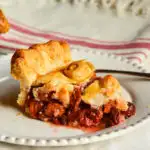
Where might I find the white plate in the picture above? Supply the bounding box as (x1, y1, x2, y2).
(0, 48, 149, 146)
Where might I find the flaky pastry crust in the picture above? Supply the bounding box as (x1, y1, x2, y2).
(0, 9, 10, 33)
(11, 40, 72, 106)
(31, 60, 95, 107)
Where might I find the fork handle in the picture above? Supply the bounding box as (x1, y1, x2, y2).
(95, 69, 150, 79)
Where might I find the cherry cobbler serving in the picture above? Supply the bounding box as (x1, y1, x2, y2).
(11, 40, 135, 131)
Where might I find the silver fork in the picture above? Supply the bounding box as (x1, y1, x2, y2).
(95, 69, 150, 79)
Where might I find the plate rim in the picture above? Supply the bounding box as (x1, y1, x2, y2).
(0, 49, 149, 147)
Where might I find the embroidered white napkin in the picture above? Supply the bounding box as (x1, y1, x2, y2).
(0, 0, 150, 65)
